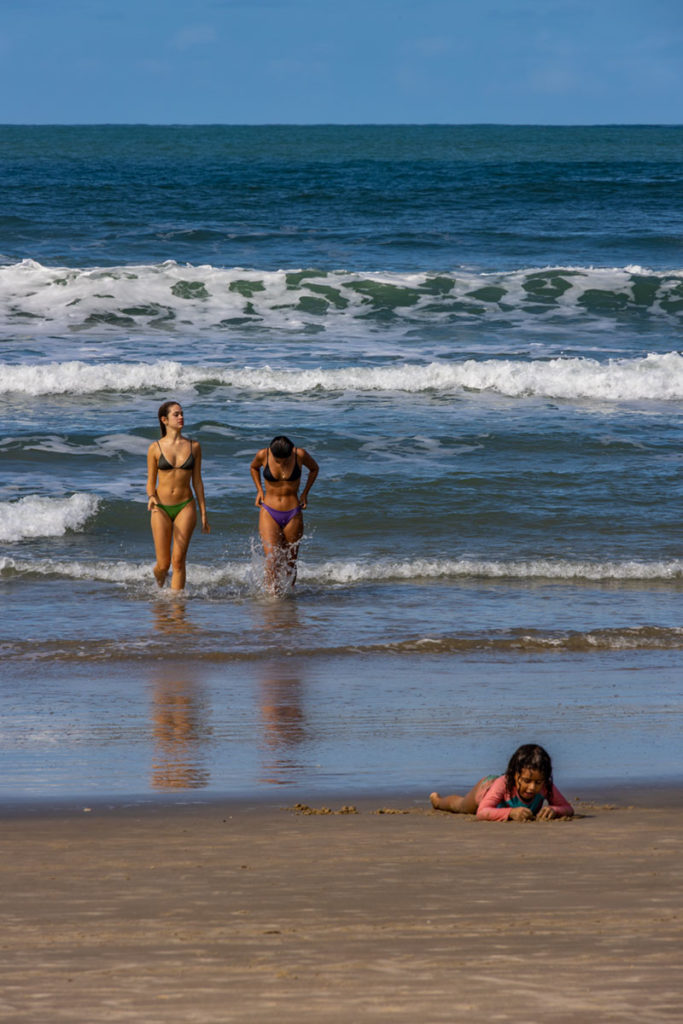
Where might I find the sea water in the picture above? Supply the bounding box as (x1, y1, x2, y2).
(0, 125, 681, 802)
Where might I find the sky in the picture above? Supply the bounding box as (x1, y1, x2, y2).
(1, 0, 681, 124)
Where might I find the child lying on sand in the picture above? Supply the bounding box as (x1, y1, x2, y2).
(430, 743, 574, 822)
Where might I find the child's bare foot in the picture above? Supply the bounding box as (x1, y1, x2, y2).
(430, 792, 465, 813)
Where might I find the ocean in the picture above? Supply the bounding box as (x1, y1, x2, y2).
(1, 125, 681, 804)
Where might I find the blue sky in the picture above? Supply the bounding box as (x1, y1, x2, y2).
(1, 0, 681, 124)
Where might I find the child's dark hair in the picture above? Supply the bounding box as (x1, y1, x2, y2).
(505, 744, 553, 796)
(269, 435, 294, 459)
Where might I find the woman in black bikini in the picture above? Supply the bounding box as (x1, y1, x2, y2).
(250, 436, 319, 592)
(147, 400, 209, 590)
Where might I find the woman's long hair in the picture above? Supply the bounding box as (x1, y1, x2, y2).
(158, 400, 180, 437)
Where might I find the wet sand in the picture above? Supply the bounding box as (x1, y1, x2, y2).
(1, 792, 682, 1023)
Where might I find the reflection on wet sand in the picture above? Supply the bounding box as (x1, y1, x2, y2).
(151, 597, 197, 637)
(261, 668, 307, 747)
(151, 675, 213, 789)
(255, 599, 310, 785)
(148, 597, 313, 790)
(150, 599, 212, 789)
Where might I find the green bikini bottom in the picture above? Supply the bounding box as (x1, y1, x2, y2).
(156, 498, 193, 521)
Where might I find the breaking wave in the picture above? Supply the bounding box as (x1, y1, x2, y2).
(2, 352, 682, 402)
(1, 260, 682, 337)
(0, 494, 99, 543)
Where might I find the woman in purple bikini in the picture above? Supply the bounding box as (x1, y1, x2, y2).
(250, 435, 319, 591)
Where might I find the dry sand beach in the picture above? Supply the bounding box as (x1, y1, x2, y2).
(2, 793, 682, 1023)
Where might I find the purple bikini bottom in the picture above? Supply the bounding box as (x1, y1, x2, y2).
(262, 503, 301, 529)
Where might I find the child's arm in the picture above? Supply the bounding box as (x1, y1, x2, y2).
(537, 785, 574, 820)
(477, 777, 572, 821)
(475, 777, 515, 821)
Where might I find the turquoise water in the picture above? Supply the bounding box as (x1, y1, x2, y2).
(0, 125, 681, 801)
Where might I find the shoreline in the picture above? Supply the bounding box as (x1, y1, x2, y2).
(2, 776, 682, 820)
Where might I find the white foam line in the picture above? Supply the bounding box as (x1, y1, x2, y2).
(1, 555, 681, 585)
(1, 353, 682, 401)
(301, 557, 683, 584)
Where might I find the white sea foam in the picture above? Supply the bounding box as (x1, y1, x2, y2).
(1, 553, 680, 585)
(0, 260, 682, 338)
(0, 555, 252, 586)
(19, 433, 150, 458)
(1, 352, 682, 402)
(0, 359, 199, 396)
(0, 555, 148, 582)
(0, 494, 99, 543)
(302, 557, 683, 584)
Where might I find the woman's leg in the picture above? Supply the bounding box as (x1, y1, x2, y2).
(150, 507, 173, 587)
(281, 512, 304, 585)
(258, 508, 304, 591)
(169, 501, 197, 590)
(430, 778, 489, 814)
(258, 507, 284, 591)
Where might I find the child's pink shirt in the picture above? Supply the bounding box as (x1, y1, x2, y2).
(476, 775, 574, 821)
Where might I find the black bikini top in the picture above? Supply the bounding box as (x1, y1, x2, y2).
(263, 450, 301, 482)
(157, 440, 195, 471)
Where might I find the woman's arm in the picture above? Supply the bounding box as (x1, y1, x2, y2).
(250, 449, 266, 507)
(298, 449, 319, 509)
(191, 443, 210, 533)
(146, 444, 160, 510)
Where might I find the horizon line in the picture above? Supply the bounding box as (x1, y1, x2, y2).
(1, 121, 682, 129)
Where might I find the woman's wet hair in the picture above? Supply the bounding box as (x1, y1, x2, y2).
(505, 744, 553, 796)
(158, 400, 181, 437)
(269, 435, 294, 459)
